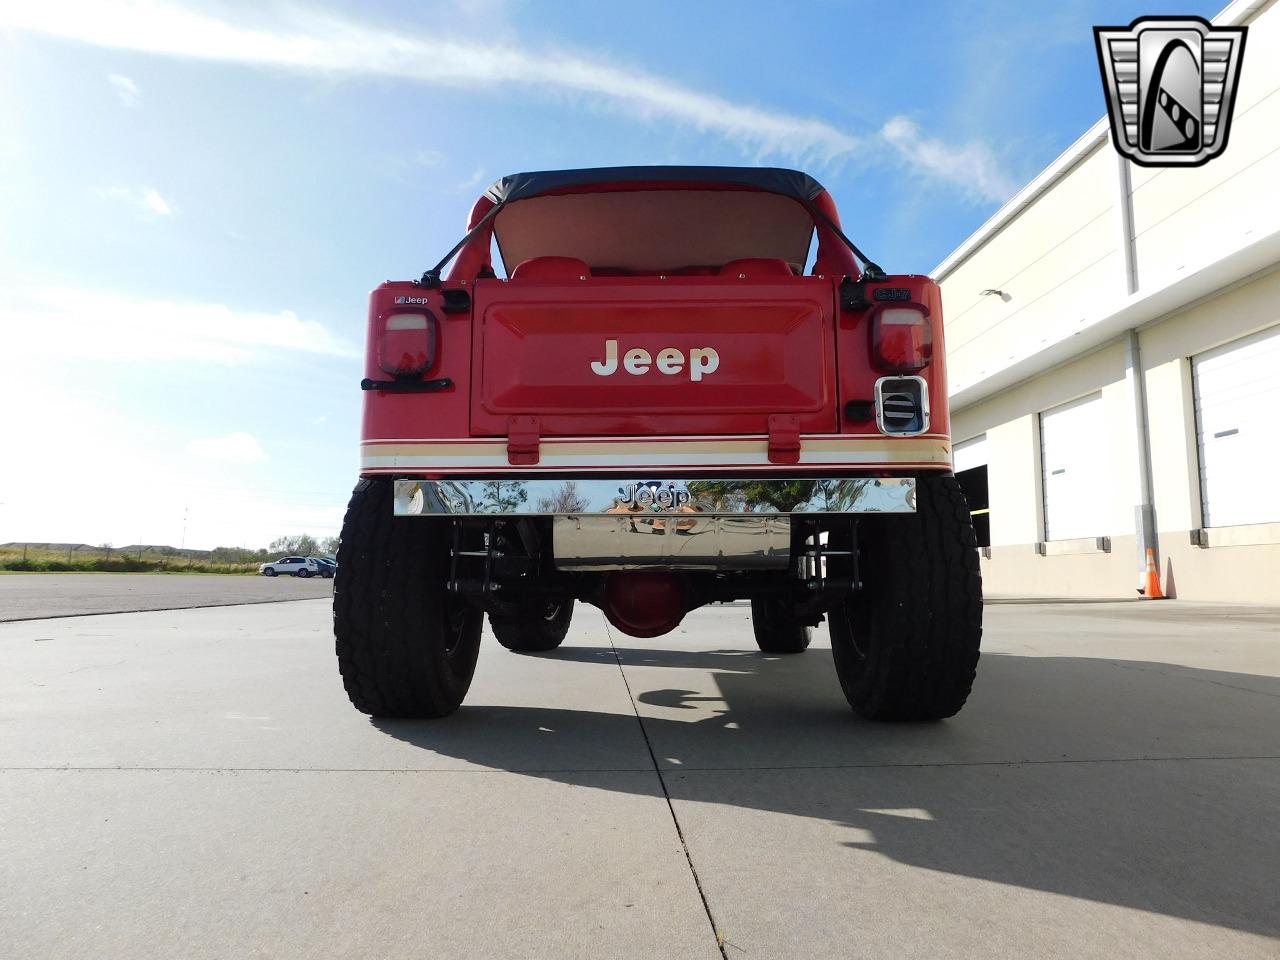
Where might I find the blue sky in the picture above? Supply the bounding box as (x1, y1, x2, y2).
(0, 0, 1220, 550)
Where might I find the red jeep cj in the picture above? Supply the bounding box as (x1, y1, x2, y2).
(335, 166, 982, 721)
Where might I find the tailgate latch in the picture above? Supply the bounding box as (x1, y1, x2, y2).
(507, 416, 541, 465)
(767, 414, 801, 464)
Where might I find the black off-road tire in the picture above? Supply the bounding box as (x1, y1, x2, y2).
(750, 598, 812, 654)
(490, 599, 575, 653)
(333, 478, 483, 718)
(830, 474, 982, 720)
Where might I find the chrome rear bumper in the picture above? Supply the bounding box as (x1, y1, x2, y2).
(392, 477, 916, 516)
(393, 477, 914, 571)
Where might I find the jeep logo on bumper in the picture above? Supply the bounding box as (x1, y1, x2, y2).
(590, 339, 720, 381)
(616, 482, 693, 512)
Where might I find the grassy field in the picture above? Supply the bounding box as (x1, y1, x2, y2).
(0, 546, 260, 575)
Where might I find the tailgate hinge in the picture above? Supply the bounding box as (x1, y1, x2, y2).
(507, 416, 541, 465)
(767, 414, 801, 464)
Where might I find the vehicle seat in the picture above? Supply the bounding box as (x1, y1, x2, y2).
(510, 256, 592, 280)
(719, 258, 795, 278)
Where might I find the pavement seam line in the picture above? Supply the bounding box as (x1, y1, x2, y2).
(0, 596, 331, 624)
(604, 625, 731, 960)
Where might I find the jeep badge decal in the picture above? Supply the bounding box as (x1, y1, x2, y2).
(590, 338, 719, 381)
(616, 482, 693, 512)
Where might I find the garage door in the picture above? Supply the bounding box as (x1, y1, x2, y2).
(1041, 393, 1105, 541)
(1193, 325, 1280, 528)
(953, 435, 990, 547)
(953, 434, 988, 474)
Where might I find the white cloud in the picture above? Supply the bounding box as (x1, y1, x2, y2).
(99, 184, 177, 218)
(0, 377, 345, 547)
(186, 432, 268, 464)
(412, 148, 446, 168)
(108, 72, 140, 107)
(1, 1, 1014, 202)
(141, 187, 172, 215)
(880, 116, 1016, 203)
(452, 168, 486, 193)
(1, 285, 359, 364)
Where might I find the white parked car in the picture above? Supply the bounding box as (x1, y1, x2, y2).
(259, 556, 322, 578)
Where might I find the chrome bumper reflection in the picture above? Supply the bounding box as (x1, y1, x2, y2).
(392, 477, 916, 516)
(553, 515, 790, 571)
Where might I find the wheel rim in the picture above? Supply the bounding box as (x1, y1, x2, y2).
(442, 595, 472, 657)
(540, 600, 562, 623)
(837, 606, 869, 662)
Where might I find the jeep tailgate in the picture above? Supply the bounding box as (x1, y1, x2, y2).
(469, 279, 837, 436)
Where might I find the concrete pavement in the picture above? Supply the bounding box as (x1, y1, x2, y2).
(0, 572, 332, 621)
(2, 598, 1277, 958)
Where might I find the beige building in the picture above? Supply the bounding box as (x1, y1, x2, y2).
(937, 0, 1280, 602)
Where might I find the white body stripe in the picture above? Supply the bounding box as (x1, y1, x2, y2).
(361, 435, 952, 473)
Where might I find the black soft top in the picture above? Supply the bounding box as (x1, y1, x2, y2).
(484, 165, 827, 205)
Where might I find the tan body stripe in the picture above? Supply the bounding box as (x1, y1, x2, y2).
(360, 435, 952, 470)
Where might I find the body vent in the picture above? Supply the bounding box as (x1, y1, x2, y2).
(875, 376, 930, 436)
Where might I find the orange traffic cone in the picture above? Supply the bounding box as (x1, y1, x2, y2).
(1138, 547, 1165, 599)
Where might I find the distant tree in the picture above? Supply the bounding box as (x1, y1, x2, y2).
(685, 480, 821, 512)
(99, 542, 114, 560)
(212, 546, 270, 564)
(536, 481, 589, 513)
(319, 535, 340, 556)
(478, 481, 528, 512)
(269, 534, 320, 556)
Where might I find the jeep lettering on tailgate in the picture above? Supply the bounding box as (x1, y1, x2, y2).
(340, 165, 981, 726)
(590, 338, 720, 380)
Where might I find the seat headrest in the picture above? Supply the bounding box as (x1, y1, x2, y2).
(719, 258, 795, 277)
(510, 256, 592, 281)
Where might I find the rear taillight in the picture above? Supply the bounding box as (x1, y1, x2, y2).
(379, 312, 437, 378)
(870, 304, 932, 372)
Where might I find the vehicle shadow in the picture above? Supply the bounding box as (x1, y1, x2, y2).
(372, 644, 1280, 938)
